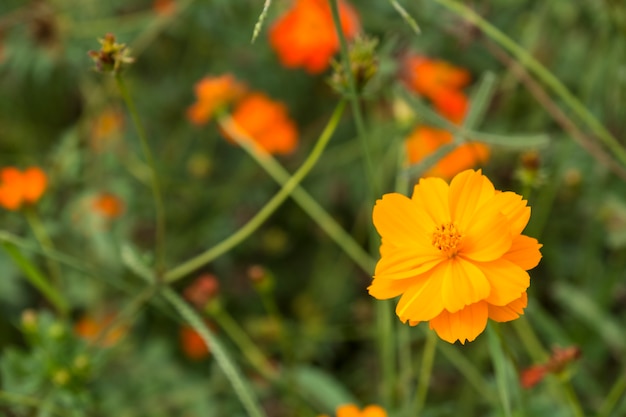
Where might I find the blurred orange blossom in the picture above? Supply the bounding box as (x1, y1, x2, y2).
(74, 313, 127, 347)
(225, 92, 298, 155)
(318, 404, 387, 417)
(180, 325, 211, 360)
(405, 127, 489, 180)
(92, 192, 124, 219)
(187, 74, 246, 125)
(269, 0, 360, 74)
(368, 169, 542, 344)
(0, 167, 47, 211)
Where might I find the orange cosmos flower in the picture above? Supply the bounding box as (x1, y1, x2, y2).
(153, 0, 175, 15)
(226, 92, 298, 155)
(520, 346, 581, 388)
(405, 127, 489, 180)
(187, 74, 246, 126)
(318, 404, 387, 417)
(0, 167, 47, 211)
(74, 313, 127, 347)
(404, 55, 470, 102)
(368, 169, 542, 344)
(180, 325, 211, 360)
(91, 108, 124, 152)
(92, 192, 124, 219)
(269, 0, 360, 74)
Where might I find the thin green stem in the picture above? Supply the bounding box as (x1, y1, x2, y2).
(414, 329, 437, 415)
(487, 324, 512, 417)
(164, 101, 346, 283)
(2, 242, 69, 316)
(597, 370, 626, 417)
(115, 74, 167, 275)
(218, 115, 374, 274)
(431, 0, 626, 169)
(24, 206, 62, 288)
(328, 0, 379, 197)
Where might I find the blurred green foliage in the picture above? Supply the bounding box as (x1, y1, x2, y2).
(1, 0, 626, 416)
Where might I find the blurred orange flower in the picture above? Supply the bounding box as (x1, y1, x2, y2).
(74, 313, 127, 347)
(269, 0, 360, 74)
(0, 167, 47, 211)
(91, 108, 124, 152)
(226, 92, 298, 155)
(184, 274, 220, 310)
(92, 192, 124, 219)
(369, 169, 542, 344)
(153, 0, 175, 15)
(187, 74, 246, 126)
(404, 55, 470, 102)
(405, 127, 489, 180)
(318, 404, 387, 417)
(180, 325, 211, 360)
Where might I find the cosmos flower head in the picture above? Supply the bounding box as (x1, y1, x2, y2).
(369, 169, 542, 344)
(0, 167, 47, 211)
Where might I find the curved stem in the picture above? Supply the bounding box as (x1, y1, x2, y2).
(164, 100, 346, 283)
(115, 74, 167, 275)
(431, 0, 626, 169)
(24, 206, 62, 287)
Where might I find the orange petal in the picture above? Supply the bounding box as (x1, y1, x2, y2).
(395, 265, 445, 322)
(362, 405, 388, 417)
(336, 404, 361, 417)
(429, 301, 488, 344)
(488, 292, 527, 322)
(441, 257, 490, 313)
(477, 258, 529, 306)
(503, 235, 543, 271)
(373, 193, 435, 248)
(461, 202, 512, 262)
(411, 176, 451, 226)
(374, 245, 442, 280)
(22, 167, 47, 203)
(449, 169, 495, 230)
(490, 191, 531, 236)
(368, 276, 416, 299)
(0, 168, 24, 210)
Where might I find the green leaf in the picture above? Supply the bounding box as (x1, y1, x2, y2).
(291, 366, 357, 413)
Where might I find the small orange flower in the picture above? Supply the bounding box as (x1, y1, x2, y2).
(91, 108, 124, 152)
(153, 0, 175, 15)
(520, 346, 581, 388)
(74, 313, 127, 347)
(92, 192, 124, 219)
(404, 55, 471, 103)
(0, 167, 47, 211)
(318, 404, 387, 417)
(180, 325, 211, 360)
(369, 169, 542, 344)
(405, 127, 489, 180)
(269, 0, 360, 74)
(184, 274, 220, 309)
(187, 74, 246, 126)
(226, 92, 298, 155)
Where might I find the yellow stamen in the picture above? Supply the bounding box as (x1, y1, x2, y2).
(432, 222, 462, 257)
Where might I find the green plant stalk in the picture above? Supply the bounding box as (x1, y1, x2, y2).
(164, 100, 346, 283)
(431, 0, 626, 168)
(487, 324, 512, 417)
(211, 309, 276, 380)
(163, 287, 267, 417)
(251, 0, 272, 43)
(218, 115, 374, 274)
(437, 342, 496, 403)
(389, 0, 421, 34)
(414, 329, 437, 414)
(2, 243, 68, 316)
(24, 206, 62, 287)
(115, 74, 167, 275)
(597, 371, 626, 417)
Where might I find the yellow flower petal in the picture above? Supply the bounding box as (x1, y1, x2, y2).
(490, 191, 530, 235)
(449, 169, 495, 230)
(429, 301, 488, 344)
(374, 246, 442, 280)
(337, 404, 361, 417)
(477, 258, 529, 306)
(362, 405, 388, 417)
(396, 266, 445, 322)
(488, 292, 528, 322)
(461, 202, 512, 262)
(373, 193, 435, 248)
(368, 276, 417, 299)
(503, 235, 543, 271)
(441, 257, 490, 312)
(411, 176, 451, 225)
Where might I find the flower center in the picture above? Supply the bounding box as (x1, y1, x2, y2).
(431, 222, 462, 257)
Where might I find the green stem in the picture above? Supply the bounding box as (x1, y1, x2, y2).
(162, 287, 267, 417)
(2, 242, 68, 316)
(24, 206, 62, 288)
(486, 324, 512, 417)
(218, 115, 374, 274)
(164, 100, 346, 283)
(328, 0, 379, 197)
(597, 370, 626, 417)
(115, 74, 167, 275)
(412, 329, 437, 415)
(431, 0, 626, 169)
